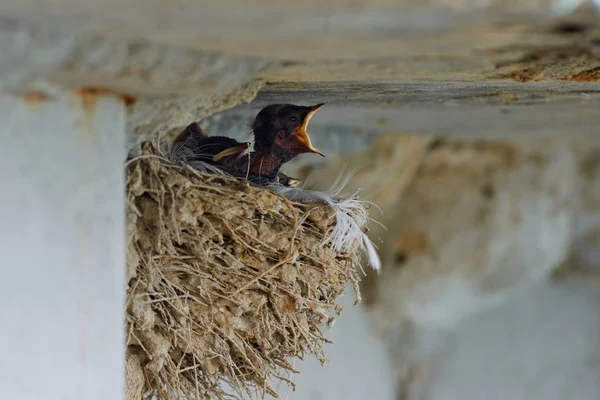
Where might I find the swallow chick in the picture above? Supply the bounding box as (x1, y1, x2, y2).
(173, 103, 325, 187)
(221, 103, 325, 185)
(172, 121, 250, 166)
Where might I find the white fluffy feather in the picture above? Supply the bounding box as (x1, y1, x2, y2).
(269, 172, 382, 272)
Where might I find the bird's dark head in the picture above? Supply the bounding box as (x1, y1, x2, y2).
(252, 103, 325, 161)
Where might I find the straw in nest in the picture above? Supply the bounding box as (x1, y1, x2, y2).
(125, 139, 380, 399)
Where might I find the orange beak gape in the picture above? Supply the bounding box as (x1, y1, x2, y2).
(291, 103, 325, 157)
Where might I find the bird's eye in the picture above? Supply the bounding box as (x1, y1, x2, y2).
(289, 115, 298, 123)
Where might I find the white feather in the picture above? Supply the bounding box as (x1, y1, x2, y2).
(269, 178, 382, 273)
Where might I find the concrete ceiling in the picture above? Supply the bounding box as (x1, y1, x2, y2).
(0, 0, 599, 151)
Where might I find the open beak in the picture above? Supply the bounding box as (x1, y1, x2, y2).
(294, 103, 325, 157)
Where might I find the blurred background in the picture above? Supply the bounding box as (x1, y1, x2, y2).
(3, 0, 600, 399)
(192, 1, 600, 399)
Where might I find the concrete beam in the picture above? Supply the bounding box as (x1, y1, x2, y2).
(1, 1, 599, 154)
(0, 20, 274, 153)
(0, 0, 593, 59)
(199, 81, 600, 160)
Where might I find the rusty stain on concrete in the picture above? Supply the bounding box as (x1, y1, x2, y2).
(75, 87, 136, 137)
(563, 66, 600, 81)
(492, 44, 600, 82)
(77, 87, 137, 115)
(74, 88, 134, 140)
(78, 88, 98, 117)
(23, 91, 48, 107)
(506, 68, 546, 82)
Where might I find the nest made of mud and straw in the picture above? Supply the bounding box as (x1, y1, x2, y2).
(126, 140, 372, 400)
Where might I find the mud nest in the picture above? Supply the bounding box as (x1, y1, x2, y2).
(125, 140, 378, 400)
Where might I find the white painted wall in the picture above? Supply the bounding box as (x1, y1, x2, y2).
(0, 91, 126, 400)
(275, 278, 600, 400)
(267, 293, 396, 400)
(430, 279, 600, 400)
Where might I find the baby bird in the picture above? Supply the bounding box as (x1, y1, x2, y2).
(172, 103, 325, 186)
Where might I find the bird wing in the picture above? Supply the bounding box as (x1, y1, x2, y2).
(212, 142, 251, 162)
